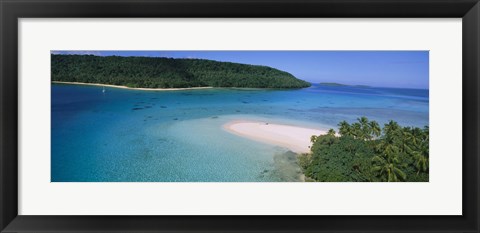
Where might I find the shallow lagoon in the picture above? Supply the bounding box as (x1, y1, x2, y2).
(51, 84, 428, 182)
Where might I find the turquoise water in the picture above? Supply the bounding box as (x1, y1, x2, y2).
(51, 84, 428, 182)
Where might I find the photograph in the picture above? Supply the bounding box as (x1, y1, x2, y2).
(51, 50, 429, 182)
(3, 0, 476, 231)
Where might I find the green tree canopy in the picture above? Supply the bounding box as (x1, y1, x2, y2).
(300, 117, 429, 182)
(51, 54, 311, 89)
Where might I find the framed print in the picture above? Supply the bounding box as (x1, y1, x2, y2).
(1, 0, 479, 232)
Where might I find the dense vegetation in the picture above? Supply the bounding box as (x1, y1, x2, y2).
(299, 117, 429, 182)
(51, 55, 311, 89)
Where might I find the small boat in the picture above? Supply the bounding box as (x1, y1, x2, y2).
(102, 87, 106, 93)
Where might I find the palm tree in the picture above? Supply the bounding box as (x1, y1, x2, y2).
(383, 120, 401, 143)
(412, 151, 428, 174)
(400, 129, 413, 153)
(327, 129, 336, 136)
(351, 122, 363, 140)
(375, 140, 400, 158)
(357, 117, 372, 140)
(372, 146, 407, 182)
(412, 139, 429, 174)
(369, 120, 381, 138)
(338, 121, 351, 136)
(358, 116, 369, 127)
(407, 127, 423, 147)
(423, 126, 429, 142)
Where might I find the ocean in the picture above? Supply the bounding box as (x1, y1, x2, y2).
(51, 84, 429, 182)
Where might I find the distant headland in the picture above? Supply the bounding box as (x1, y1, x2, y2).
(51, 55, 311, 89)
(319, 82, 371, 88)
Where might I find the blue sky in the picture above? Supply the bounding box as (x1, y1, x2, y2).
(52, 50, 429, 89)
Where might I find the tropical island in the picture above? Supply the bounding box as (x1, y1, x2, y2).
(51, 54, 311, 89)
(319, 82, 349, 86)
(319, 82, 371, 88)
(299, 117, 429, 182)
(224, 117, 429, 182)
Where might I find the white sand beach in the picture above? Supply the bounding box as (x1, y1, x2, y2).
(223, 120, 327, 153)
(52, 81, 213, 91)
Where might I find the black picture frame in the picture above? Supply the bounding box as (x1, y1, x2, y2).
(1, 0, 479, 232)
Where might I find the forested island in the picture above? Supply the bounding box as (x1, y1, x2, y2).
(51, 55, 311, 89)
(319, 82, 348, 86)
(299, 117, 429, 182)
(319, 82, 371, 88)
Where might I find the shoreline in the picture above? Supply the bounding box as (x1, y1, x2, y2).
(52, 81, 214, 91)
(223, 120, 327, 154)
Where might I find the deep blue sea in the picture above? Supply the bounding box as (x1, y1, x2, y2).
(51, 84, 428, 182)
